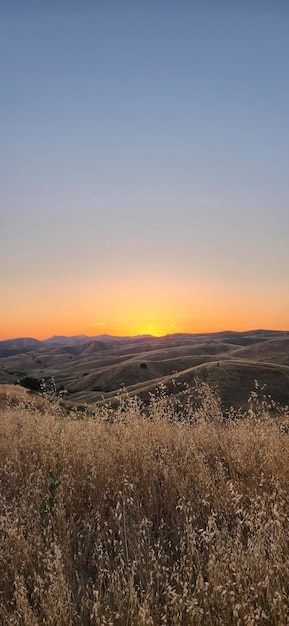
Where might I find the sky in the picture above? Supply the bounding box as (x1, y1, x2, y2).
(1, 0, 289, 339)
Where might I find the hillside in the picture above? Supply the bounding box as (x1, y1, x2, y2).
(0, 330, 288, 410)
(230, 336, 289, 365)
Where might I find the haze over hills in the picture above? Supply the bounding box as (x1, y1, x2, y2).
(0, 333, 157, 356)
(0, 330, 289, 411)
(0, 329, 286, 354)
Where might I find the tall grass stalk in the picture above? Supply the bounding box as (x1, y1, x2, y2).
(1, 383, 289, 624)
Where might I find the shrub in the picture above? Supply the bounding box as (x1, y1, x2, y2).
(19, 375, 41, 391)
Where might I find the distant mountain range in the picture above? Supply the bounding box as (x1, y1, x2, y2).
(0, 333, 156, 356)
(0, 330, 287, 357)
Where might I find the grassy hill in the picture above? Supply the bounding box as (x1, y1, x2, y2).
(230, 336, 289, 365)
(0, 330, 288, 410)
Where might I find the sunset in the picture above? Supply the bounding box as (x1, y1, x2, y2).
(1, 1, 289, 340)
(2, 4, 289, 621)
(2, 263, 289, 340)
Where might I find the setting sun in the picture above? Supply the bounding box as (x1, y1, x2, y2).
(1, 1, 288, 342)
(126, 320, 173, 337)
(1, 3, 289, 622)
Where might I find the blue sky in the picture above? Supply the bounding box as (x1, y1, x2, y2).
(1, 1, 289, 338)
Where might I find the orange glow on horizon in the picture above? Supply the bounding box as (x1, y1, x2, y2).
(1, 274, 288, 341)
(1, 315, 288, 342)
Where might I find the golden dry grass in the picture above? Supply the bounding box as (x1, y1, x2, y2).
(1, 383, 289, 625)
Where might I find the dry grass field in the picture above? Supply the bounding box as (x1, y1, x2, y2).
(1, 381, 289, 624)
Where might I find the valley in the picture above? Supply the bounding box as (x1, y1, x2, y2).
(1, 330, 289, 410)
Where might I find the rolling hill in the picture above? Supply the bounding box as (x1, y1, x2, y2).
(0, 330, 288, 410)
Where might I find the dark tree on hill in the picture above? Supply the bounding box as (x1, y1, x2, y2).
(19, 376, 42, 392)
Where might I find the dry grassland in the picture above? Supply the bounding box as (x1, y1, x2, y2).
(1, 382, 289, 625)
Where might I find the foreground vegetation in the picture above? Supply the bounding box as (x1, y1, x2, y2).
(1, 382, 289, 625)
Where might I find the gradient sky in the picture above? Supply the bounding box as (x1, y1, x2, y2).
(1, 1, 289, 339)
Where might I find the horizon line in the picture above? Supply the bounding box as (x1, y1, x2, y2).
(1, 328, 288, 343)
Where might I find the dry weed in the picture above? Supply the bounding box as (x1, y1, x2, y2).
(0, 383, 289, 624)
